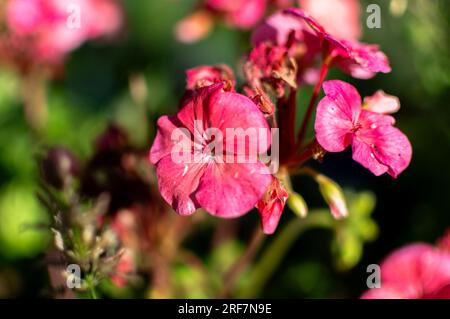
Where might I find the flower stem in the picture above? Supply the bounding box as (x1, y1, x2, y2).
(285, 139, 318, 168)
(236, 211, 333, 298)
(296, 55, 333, 150)
(89, 286, 98, 299)
(219, 225, 266, 298)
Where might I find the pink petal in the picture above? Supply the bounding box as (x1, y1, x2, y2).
(299, 0, 361, 41)
(149, 115, 190, 165)
(360, 284, 407, 299)
(283, 8, 326, 34)
(358, 109, 396, 127)
(251, 11, 304, 46)
(206, 0, 242, 11)
(364, 90, 400, 114)
(380, 243, 450, 298)
(195, 161, 272, 218)
(354, 122, 412, 178)
(336, 41, 391, 79)
(213, 91, 271, 155)
(155, 156, 205, 216)
(314, 80, 362, 152)
(315, 96, 353, 152)
(226, 0, 266, 29)
(176, 84, 223, 136)
(322, 80, 362, 121)
(430, 284, 450, 299)
(351, 137, 389, 176)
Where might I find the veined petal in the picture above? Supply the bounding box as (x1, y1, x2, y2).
(315, 96, 353, 152)
(336, 41, 391, 79)
(351, 137, 389, 176)
(177, 83, 223, 136)
(354, 124, 412, 178)
(315, 80, 363, 152)
(207, 91, 271, 156)
(195, 161, 272, 218)
(322, 80, 362, 122)
(155, 156, 206, 216)
(149, 115, 191, 165)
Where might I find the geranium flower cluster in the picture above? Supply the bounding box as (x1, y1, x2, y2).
(152, 5, 412, 234)
(175, 0, 361, 43)
(0, 0, 123, 68)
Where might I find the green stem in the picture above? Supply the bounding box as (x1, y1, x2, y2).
(236, 211, 333, 298)
(89, 286, 98, 299)
(296, 55, 334, 150)
(219, 225, 265, 298)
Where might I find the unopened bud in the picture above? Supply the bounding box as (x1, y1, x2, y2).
(316, 174, 348, 219)
(287, 192, 308, 218)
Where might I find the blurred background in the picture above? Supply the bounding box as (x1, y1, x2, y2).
(0, 0, 449, 298)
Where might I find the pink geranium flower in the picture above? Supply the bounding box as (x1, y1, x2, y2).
(314, 80, 412, 178)
(206, 0, 266, 29)
(253, 8, 390, 80)
(361, 243, 450, 299)
(299, 0, 361, 41)
(3, 0, 122, 64)
(186, 64, 235, 90)
(149, 84, 272, 217)
(284, 8, 391, 79)
(251, 11, 305, 47)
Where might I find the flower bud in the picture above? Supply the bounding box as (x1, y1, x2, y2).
(186, 64, 235, 90)
(316, 174, 348, 219)
(256, 176, 288, 234)
(287, 192, 308, 218)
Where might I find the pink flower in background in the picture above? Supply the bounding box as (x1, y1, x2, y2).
(251, 11, 305, 47)
(256, 176, 288, 234)
(299, 0, 361, 41)
(284, 8, 391, 79)
(150, 84, 272, 217)
(361, 242, 450, 299)
(314, 80, 412, 178)
(3, 0, 122, 64)
(333, 41, 391, 79)
(174, 10, 213, 44)
(110, 209, 138, 288)
(186, 64, 235, 90)
(206, 0, 266, 29)
(364, 90, 401, 114)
